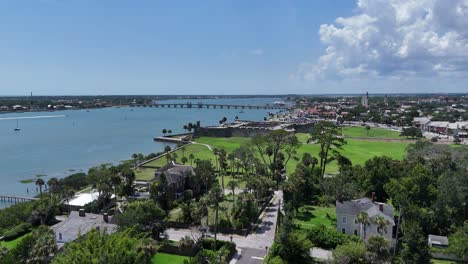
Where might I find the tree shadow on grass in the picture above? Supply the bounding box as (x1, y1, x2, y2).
(295, 206, 317, 222)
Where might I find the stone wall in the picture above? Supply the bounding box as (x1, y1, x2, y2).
(194, 125, 305, 138)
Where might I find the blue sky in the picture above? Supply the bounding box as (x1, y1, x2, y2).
(0, 0, 467, 95)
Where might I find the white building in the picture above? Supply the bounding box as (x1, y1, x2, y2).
(336, 195, 395, 242)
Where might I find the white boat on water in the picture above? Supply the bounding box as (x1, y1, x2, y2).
(14, 119, 21, 131)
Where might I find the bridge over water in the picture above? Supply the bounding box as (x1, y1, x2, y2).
(0, 195, 38, 204)
(132, 102, 288, 110)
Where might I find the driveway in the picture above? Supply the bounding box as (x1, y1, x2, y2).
(165, 190, 283, 263)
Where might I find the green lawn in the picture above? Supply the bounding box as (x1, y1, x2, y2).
(293, 205, 336, 230)
(152, 253, 189, 264)
(135, 167, 156, 181)
(0, 232, 31, 249)
(137, 135, 409, 178)
(218, 175, 246, 190)
(289, 138, 409, 174)
(341, 126, 402, 139)
(144, 144, 214, 168)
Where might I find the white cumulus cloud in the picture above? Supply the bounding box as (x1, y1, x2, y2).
(303, 0, 468, 80)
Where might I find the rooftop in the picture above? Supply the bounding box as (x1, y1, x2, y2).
(51, 211, 117, 247)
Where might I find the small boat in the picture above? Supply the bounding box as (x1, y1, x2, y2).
(14, 119, 21, 131)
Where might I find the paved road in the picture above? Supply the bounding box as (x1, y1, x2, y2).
(234, 248, 266, 264)
(166, 190, 283, 263)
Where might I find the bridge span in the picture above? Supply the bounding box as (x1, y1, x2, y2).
(132, 102, 288, 110)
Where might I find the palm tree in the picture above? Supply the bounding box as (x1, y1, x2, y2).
(227, 180, 238, 209)
(189, 154, 195, 166)
(136, 238, 157, 264)
(35, 178, 45, 195)
(209, 185, 222, 249)
(356, 211, 370, 240)
(47, 177, 60, 195)
(28, 226, 58, 264)
(132, 153, 138, 167)
(366, 125, 371, 136)
(178, 236, 195, 260)
(162, 129, 167, 136)
(374, 215, 391, 235)
(167, 129, 172, 135)
(137, 153, 145, 165)
(181, 157, 188, 165)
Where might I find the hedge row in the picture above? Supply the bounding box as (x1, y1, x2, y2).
(2, 223, 32, 241)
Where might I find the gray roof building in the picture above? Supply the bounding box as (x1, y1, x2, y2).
(428, 235, 449, 248)
(51, 210, 117, 248)
(154, 161, 195, 184)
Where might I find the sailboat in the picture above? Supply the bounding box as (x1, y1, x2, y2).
(14, 119, 21, 131)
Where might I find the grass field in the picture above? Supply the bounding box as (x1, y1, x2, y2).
(219, 175, 246, 190)
(136, 135, 409, 180)
(0, 232, 31, 249)
(293, 205, 336, 230)
(152, 253, 189, 264)
(341, 126, 402, 139)
(290, 138, 409, 174)
(134, 167, 156, 181)
(145, 144, 214, 168)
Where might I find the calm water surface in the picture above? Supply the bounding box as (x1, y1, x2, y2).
(0, 98, 282, 204)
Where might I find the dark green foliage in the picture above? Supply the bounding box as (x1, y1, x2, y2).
(400, 221, 432, 264)
(305, 226, 359, 250)
(267, 232, 313, 264)
(309, 121, 346, 178)
(150, 173, 170, 211)
(448, 221, 468, 259)
(2, 223, 32, 241)
(231, 193, 257, 229)
(116, 200, 166, 240)
(357, 156, 405, 201)
(399, 126, 423, 138)
(365, 236, 391, 264)
(194, 160, 217, 193)
(0, 201, 35, 235)
(331, 241, 367, 264)
(4, 226, 57, 264)
(52, 229, 156, 264)
(58, 173, 87, 191)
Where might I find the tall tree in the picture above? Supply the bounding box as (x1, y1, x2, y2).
(251, 130, 299, 185)
(150, 173, 170, 211)
(35, 178, 45, 195)
(366, 235, 391, 264)
(400, 221, 432, 264)
(226, 180, 238, 209)
(209, 185, 222, 249)
(309, 121, 346, 178)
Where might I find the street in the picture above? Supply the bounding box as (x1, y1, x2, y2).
(165, 190, 283, 263)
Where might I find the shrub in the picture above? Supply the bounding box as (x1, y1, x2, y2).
(3, 223, 32, 241)
(306, 226, 359, 249)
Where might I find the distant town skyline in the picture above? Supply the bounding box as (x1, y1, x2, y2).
(1, 0, 467, 95)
